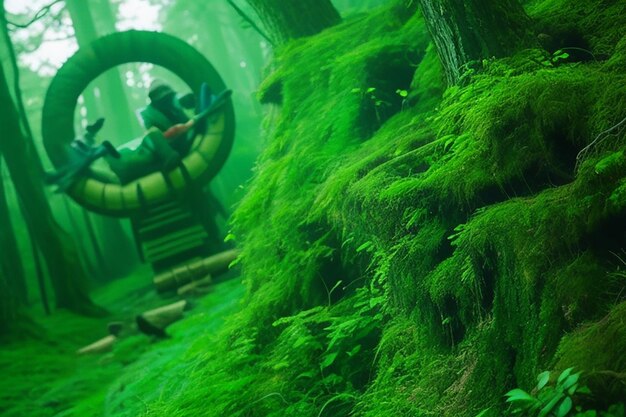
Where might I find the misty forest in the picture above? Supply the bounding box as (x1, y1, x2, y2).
(1, 0, 625, 416)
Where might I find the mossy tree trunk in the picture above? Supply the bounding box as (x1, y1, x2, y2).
(0, 36, 103, 316)
(244, 0, 341, 46)
(417, 0, 533, 85)
(0, 158, 27, 332)
(66, 0, 141, 140)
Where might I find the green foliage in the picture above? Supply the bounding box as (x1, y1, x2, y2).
(506, 368, 588, 416)
(505, 369, 625, 417)
(8, 0, 626, 416)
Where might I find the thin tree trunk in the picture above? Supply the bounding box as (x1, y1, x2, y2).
(417, 0, 533, 85)
(0, 158, 26, 326)
(67, 0, 141, 278)
(245, 0, 341, 47)
(0, 59, 104, 316)
(66, 0, 141, 142)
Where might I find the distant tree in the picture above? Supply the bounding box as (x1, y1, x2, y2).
(243, 0, 341, 46)
(65, 0, 139, 279)
(0, 159, 26, 333)
(65, 0, 141, 140)
(0, 4, 103, 315)
(417, 0, 533, 85)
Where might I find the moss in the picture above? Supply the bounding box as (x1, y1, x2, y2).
(139, 0, 626, 415)
(9, 0, 626, 415)
(527, 0, 626, 58)
(554, 301, 626, 405)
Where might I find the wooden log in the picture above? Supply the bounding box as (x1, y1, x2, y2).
(153, 249, 238, 292)
(136, 300, 188, 337)
(77, 334, 117, 355)
(177, 275, 212, 297)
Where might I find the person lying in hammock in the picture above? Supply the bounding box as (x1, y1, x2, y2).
(106, 80, 232, 183)
(46, 81, 231, 190)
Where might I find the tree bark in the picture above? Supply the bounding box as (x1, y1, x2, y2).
(67, 0, 141, 278)
(66, 0, 142, 142)
(417, 0, 533, 85)
(0, 159, 27, 304)
(0, 159, 26, 331)
(0, 49, 104, 316)
(244, 0, 341, 47)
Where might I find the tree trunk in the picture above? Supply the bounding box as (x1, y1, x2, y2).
(0, 159, 26, 332)
(0, 159, 27, 304)
(66, 0, 142, 142)
(417, 0, 533, 85)
(67, 0, 141, 278)
(0, 56, 104, 316)
(245, 0, 341, 46)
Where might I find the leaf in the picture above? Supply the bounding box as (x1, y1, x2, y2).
(561, 373, 580, 390)
(224, 233, 236, 242)
(558, 368, 574, 384)
(320, 351, 338, 369)
(328, 279, 343, 296)
(296, 370, 315, 380)
(505, 388, 536, 403)
(396, 89, 408, 97)
(272, 362, 290, 371)
(474, 408, 491, 417)
(537, 371, 551, 390)
(350, 88, 361, 94)
(557, 397, 573, 417)
(539, 393, 564, 417)
(293, 336, 309, 348)
(366, 87, 376, 93)
(356, 241, 373, 252)
(567, 383, 578, 396)
(576, 386, 592, 395)
(228, 256, 241, 269)
(347, 344, 361, 357)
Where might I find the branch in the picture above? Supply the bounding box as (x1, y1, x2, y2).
(576, 115, 626, 170)
(0, 8, 36, 144)
(3, 0, 63, 29)
(225, 0, 274, 46)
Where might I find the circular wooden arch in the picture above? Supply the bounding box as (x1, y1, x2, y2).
(41, 30, 235, 217)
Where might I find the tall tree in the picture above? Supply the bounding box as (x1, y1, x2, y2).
(0, 4, 103, 315)
(0, 159, 26, 332)
(244, 0, 341, 46)
(65, 0, 141, 142)
(66, 0, 140, 278)
(417, 0, 533, 85)
(0, 160, 27, 304)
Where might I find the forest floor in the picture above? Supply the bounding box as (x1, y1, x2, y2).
(0, 267, 244, 417)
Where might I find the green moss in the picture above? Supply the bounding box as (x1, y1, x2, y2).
(554, 301, 626, 404)
(0, 268, 154, 417)
(133, 0, 626, 414)
(8, 0, 626, 415)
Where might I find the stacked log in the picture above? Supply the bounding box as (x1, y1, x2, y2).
(153, 249, 238, 292)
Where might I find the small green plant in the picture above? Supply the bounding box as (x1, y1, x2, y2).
(530, 49, 571, 68)
(505, 368, 624, 417)
(506, 368, 587, 416)
(351, 86, 391, 123)
(395, 88, 408, 98)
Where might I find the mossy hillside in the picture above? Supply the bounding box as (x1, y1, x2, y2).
(231, 3, 429, 333)
(104, 0, 626, 416)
